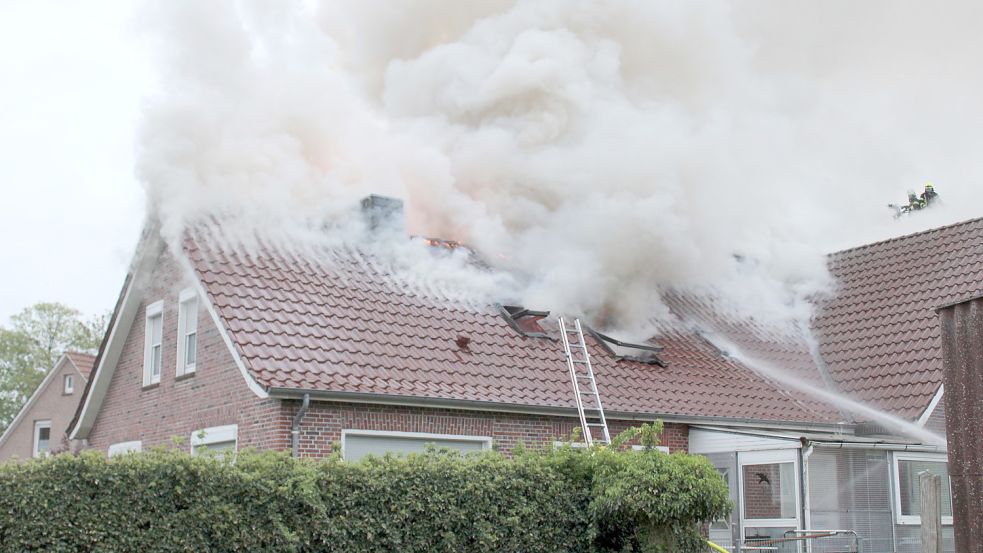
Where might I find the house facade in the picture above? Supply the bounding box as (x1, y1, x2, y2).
(69, 200, 979, 552)
(0, 352, 94, 460)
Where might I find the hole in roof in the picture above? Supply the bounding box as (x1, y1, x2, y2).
(500, 305, 550, 337)
(589, 329, 666, 366)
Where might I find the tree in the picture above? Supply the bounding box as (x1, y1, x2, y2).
(0, 303, 106, 434)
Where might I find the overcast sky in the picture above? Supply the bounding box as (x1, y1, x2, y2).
(0, 0, 148, 322)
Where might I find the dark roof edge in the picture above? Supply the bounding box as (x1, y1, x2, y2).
(266, 387, 848, 432)
(829, 215, 983, 258)
(936, 292, 983, 312)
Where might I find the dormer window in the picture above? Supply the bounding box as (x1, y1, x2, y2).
(590, 329, 665, 366)
(500, 305, 550, 337)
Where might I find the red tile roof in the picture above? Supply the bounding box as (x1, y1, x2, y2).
(185, 216, 983, 426)
(65, 351, 96, 379)
(812, 217, 983, 420)
(186, 235, 841, 425)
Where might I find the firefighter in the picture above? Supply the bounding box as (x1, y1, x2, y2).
(921, 182, 939, 206)
(907, 191, 925, 211)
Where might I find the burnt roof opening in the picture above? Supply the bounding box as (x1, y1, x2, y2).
(589, 328, 666, 366)
(499, 305, 550, 338)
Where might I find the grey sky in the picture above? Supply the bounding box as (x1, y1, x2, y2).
(0, 0, 148, 321)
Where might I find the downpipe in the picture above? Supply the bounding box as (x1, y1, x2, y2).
(291, 393, 310, 458)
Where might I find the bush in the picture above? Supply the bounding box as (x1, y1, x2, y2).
(0, 426, 729, 552)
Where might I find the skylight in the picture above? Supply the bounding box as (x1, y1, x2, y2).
(499, 305, 550, 337)
(589, 329, 666, 366)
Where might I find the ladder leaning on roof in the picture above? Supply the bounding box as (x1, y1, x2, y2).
(559, 317, 611, 447)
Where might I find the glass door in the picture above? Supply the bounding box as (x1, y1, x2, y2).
(738, 450, 801, 552)
(707, 452, 740, 551)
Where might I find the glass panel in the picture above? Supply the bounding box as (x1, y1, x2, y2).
(193, 440, 235, 460)
(151, 344, 161, 377)
(743, 462, 796, 519)
(184, 298, 197, 332)
(898, 459, 952, 517)
(37, 426, 50, 455)
(150, 313, 162, 342)
(345, 434, 486, 461)
(185, 332, 197, 366)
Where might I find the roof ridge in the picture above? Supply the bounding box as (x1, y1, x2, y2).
(828, 215, 983, 258)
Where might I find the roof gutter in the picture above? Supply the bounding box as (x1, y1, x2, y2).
(266, 387, 851, 433)
(805, 439, 945, 453)
(291, 393, 310, 458)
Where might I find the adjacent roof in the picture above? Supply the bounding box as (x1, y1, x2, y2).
(64, 352, 96, 379)
(186, 234, 842, 425)
(812, 217, 983, 420)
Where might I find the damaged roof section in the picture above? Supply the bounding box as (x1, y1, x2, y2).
(499, 305, 550, 338)
(589, 329, 666, 366)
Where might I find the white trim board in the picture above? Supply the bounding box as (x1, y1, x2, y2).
(70, 223, 165, 440)
(916, 384, 945, 427)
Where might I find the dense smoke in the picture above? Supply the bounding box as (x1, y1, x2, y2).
(137, 0, 983, 334)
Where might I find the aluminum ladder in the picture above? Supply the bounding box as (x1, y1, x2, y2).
(559, 317, 611, 446)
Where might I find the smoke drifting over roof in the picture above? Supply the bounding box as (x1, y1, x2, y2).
(137, 0, 983, 333)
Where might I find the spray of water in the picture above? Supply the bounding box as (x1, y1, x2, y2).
(704, 331, 947, 447)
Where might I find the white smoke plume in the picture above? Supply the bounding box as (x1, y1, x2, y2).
(137, 0, 983, 334)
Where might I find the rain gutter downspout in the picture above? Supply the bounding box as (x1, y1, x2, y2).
(800, 443, 815, 532)
(291, 393, 310, 458)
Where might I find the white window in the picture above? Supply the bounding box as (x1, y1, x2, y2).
(33, 420, 51, 458)
(341, 430, 492, 461)
(63, 374, 74, 394)
(108, 441, 142, 457)
(176, 288, 199, 376)
(893, 452, 953, 525)
(738, 450, 801, 547)
(191, 424, 238, 458)
(143, 300, 163, 386)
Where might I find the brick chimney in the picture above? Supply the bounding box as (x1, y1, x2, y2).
(360, 194, 405, 234)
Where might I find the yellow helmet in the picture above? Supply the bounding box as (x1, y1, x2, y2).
(925, 182, 934, 190)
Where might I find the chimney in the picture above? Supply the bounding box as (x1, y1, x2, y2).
(360, 194, 405, 234)
(937, 295, 983, 553)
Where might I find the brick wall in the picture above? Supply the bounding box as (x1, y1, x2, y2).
(287, 399, 688, 457)
(86, 247, 285, 453)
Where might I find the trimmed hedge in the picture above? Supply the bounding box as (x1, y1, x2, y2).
(0, 427, 730, 552)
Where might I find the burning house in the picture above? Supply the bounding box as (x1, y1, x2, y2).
(67, 197, 978, 552)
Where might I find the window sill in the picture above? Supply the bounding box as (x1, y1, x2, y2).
(175, 371, 196, 382)
(142, 382, 160, 391)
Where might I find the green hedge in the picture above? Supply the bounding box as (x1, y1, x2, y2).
(0, 426, 730, 552)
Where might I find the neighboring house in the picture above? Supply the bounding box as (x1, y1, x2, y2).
(0, 352, 95, 460)
(68, 197, 979, 552)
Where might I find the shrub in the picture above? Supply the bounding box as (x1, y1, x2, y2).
(0, 426, 729, 552)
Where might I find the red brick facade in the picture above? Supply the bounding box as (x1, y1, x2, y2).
(288, 400, 688, 457)
(84, 245, 688, 457)
(86, 248, 285, 453)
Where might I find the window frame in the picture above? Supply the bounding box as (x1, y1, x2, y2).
(63, 374, 74, 395)
(737, 449, 801, 541)
(341, 429, 492, 460)
(190, 424, 238, 457)
(892, 451, 953, 526)
(33, 420, 52, 458)
(176, 288, 199, 377)
(108, 441, 142, 457)
(143, 300, 164, 386)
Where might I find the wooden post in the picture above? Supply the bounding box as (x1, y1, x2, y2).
(920, 472, 943, 553)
